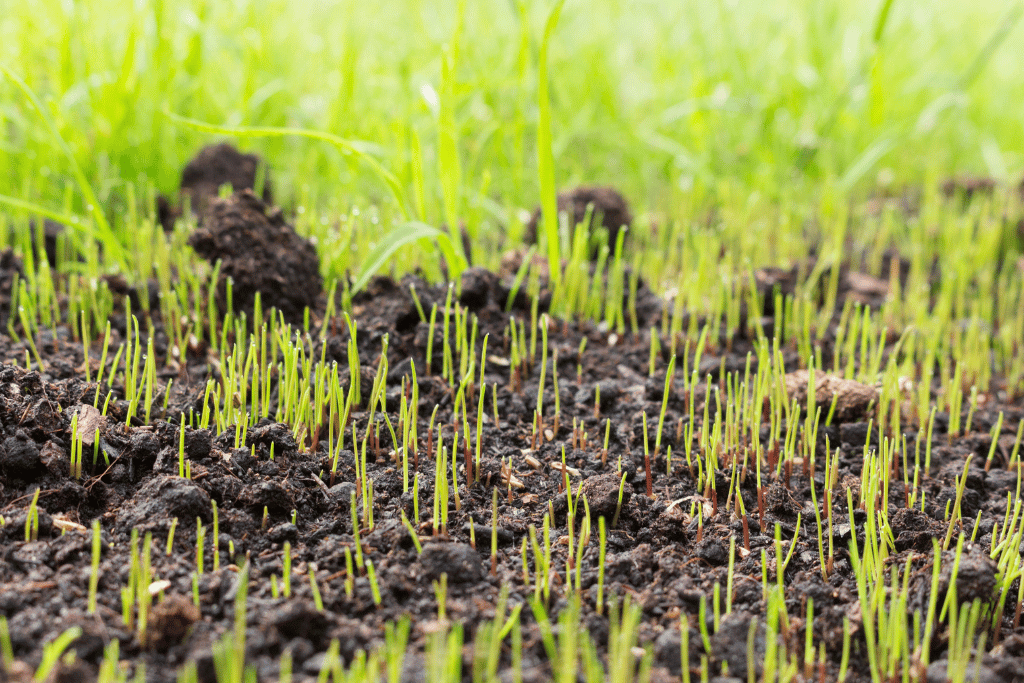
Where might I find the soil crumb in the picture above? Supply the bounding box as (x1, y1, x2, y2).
(187, 190, 321, 324)
(526, 186, 633, 258)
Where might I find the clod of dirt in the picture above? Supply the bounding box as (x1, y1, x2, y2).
(119, 475, 212, 530)
(890, 507, 945, 552)
(939, 545, 998, 606)
(419, 542, 484, 584)
(156, 195, 178, 233)
(267, 601, 331, 643)
(0, 660, 32, 683)
(144, 595, 201, 651)
(180, 143, 274, 216)
(581, 472, 632, 520)
(710, 612, 765, 680)
(784, 370, 878, 424)
(764, 481, 801, 518)
(242, 481, 295, 515)
(48, 659, 93, 683)
(844, 271, 889, 307)
(187, 190, 322, 324)
(459, 267, 499, 309)
(925, 660, 998, 683)
(1, 430, 41, 475)
(525, 186, 633, 258)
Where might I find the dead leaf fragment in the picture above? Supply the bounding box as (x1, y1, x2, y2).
(784, 370, 878, 424)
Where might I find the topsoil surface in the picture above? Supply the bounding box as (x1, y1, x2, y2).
(1, 149, 1023, 683)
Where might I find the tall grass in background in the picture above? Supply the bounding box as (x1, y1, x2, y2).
(0, 0, 1022, 283)
(2, 0, 1023, 206)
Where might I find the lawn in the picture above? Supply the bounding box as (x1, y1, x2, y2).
(1, 1, 1024, 682)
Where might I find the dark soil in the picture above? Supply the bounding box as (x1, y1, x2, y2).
(159, 143, 274, 232)
(1, 174, 1023, 683)
(187, 190, 322, 324)
(525, 186, 633, 259)
(181, 143, 274, 215)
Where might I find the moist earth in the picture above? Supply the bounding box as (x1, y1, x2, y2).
(159, 143, 274, 232)
(0, 166, 1022, 683)
(0, 267, 1021, 683)
(187, 189, 322, 325)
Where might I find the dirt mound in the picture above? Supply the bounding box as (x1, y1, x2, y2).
(187, 190, 321, 324)
(525, 186, 633, 258)
(181, 143, 273, 213)
(159, 143, 274, 231)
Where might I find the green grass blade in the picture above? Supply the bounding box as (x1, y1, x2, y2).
(351, 221, 462, 293)
(438, 0, 468, 257)
(163, 109, 411, 220)
(871, 0, 897, 44)
(0, 195, 85, 232)
(956, 4, 1023, 89)
(1, 65, 126, 269)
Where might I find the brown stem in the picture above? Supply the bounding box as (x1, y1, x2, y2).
(757, 486, 766, 534)
(644, 449, 653, 499)
(464, 435, 474, 485)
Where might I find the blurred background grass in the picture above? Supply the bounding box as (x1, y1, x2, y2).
(1, 0, 1022, 233)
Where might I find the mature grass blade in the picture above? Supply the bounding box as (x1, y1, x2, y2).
(839, 136, 894, 191)
(163, 109, 411, 220)
(0, 195, 85, 232)
(799, 0, 899, 172)
(871, 0, 897, 44)
(1, 65, 126, 268)
(537, 0, 567, 286)
(438, 0, 468, 258)
(351, 222, 462, 293)
(956, 3, 1023, 90)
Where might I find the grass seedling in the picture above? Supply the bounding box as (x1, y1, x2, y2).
(612, 471, 627, 528)
(34, 627, 84, 683)
(366, 559, 382, 605)
(350, 491, 365, 569)
(535, 0, 566, 285)
(211, 500, 220, 572)
(656, 355, 676, 459)
(282, 541, 292, 598)
(308, 564, 323, 612)
(179, 415, 187, 478)
(491, 488, 499, 576)
(642, 412, 653, 498)
(88, 520, 101, 614)
(343, 547, 355, 598)
(25, 488, 40, 542)
(400, 511, 422, 553)
(536, 315, 549, 430)
(943, 456, 973, 550)
(195, 519, 205, 575)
